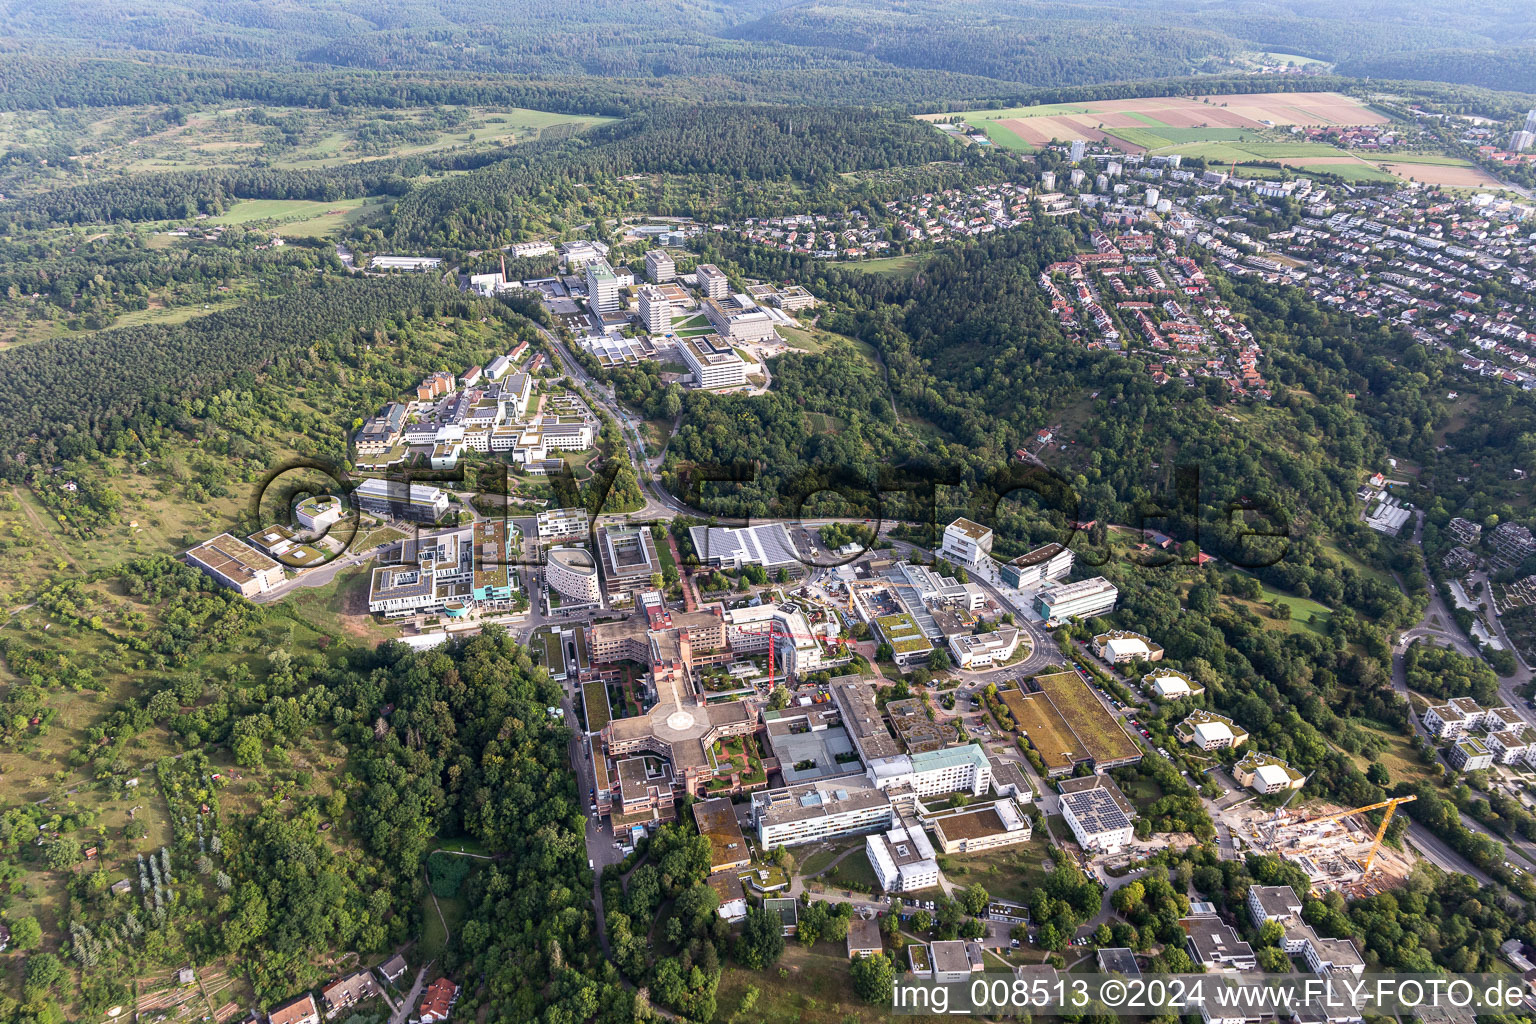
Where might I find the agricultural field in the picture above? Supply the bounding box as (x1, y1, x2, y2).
(831, 254, 925, 276)
(922, 91, 1388, 150)
(918, 91, 1484, 186)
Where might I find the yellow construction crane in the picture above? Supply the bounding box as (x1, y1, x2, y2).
(1276, 795, 1417, 876)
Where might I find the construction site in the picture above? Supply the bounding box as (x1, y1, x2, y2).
(1221, 796, 1418, 898)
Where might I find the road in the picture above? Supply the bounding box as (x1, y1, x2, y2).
(387, 967, 427, 1024)
(1405, 822, 1493, 885)
(558, 675, 623, 956)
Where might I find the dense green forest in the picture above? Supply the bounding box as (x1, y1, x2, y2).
(6, 0, 1536, 98)
(381, 104, 964, 248)
(1340, 46, 1536, 94)
(0, 276, 487, 469)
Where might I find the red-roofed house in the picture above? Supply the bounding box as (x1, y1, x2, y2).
(418, 979, 459, 1023)
(268, 994, 320, 1024)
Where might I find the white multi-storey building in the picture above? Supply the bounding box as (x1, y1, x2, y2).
(537, 508, 590, 541)
(547, 547, 602, 604)
(637, 285, 671, 333)
(586, 259, 621, 314)
(680, 335, 748, 389)
(721, 604, 826, 677)
(1058, 775, 1135, 854)
(867, 744, 992, 801)
(695, 263, 730, 299)
(1035, 577, 1118, 622)
(645, 249, 676, 283)
(866, 825, 939, 893)
(998, 542, 1073, 589)
(751, 776, 893, 847)
(940, 518, 993, 567)
(949, 628, 1020, 669)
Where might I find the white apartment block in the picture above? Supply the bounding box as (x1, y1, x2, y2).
(940, 518, 994, 567)
(696, 263, 730, 299)
(866, 825, 939, 893)
(1423, 696, 1485, 738)
(638, 285, 671, 333)
(680, 335, 748, 389)
(1485, 724, 1536, 765)
(586, 259, 621, 314)
(645, 249, 676, 283)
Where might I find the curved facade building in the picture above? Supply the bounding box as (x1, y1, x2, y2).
(548, 547, 601, 603)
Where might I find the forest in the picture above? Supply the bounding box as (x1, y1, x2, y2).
(6, 0, 1536, 100)
(0, 276, 486, 470)
(379, 103, 962, 249)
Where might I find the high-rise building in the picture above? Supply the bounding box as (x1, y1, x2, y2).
(644, 249, 676, 283)
(637, 285, 670, 333)
(1510, 129, 1536, 154)
(1525, 109, 1536, 135)
(1069, 139, 1086, 162)
(1144, 187, 1160, 207)
(586, 259, 621, 314)
(695, 263, 730, 299)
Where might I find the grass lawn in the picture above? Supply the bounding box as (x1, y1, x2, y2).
(105, 298, 242, 330)
(799, 838, 865, 877)
(776, 323, 884, 372)
(209, 196, 375, 226)
(936, 836, 1052, 904)
(283, 563, 400, 645)
(831, 255, 922, 276)
(820, 850, 880, 891)
(917, 103, 1092, 121)
(1349, 723, 1437, 786)
(1257, 582, 1333, 634)
(418, 889, 465, 961)
(715, 942, 953, 1024)
(1107, 125, 1251, 150)
(1319, 537, 1395, 586)
(1253, 51, 1331, 66)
